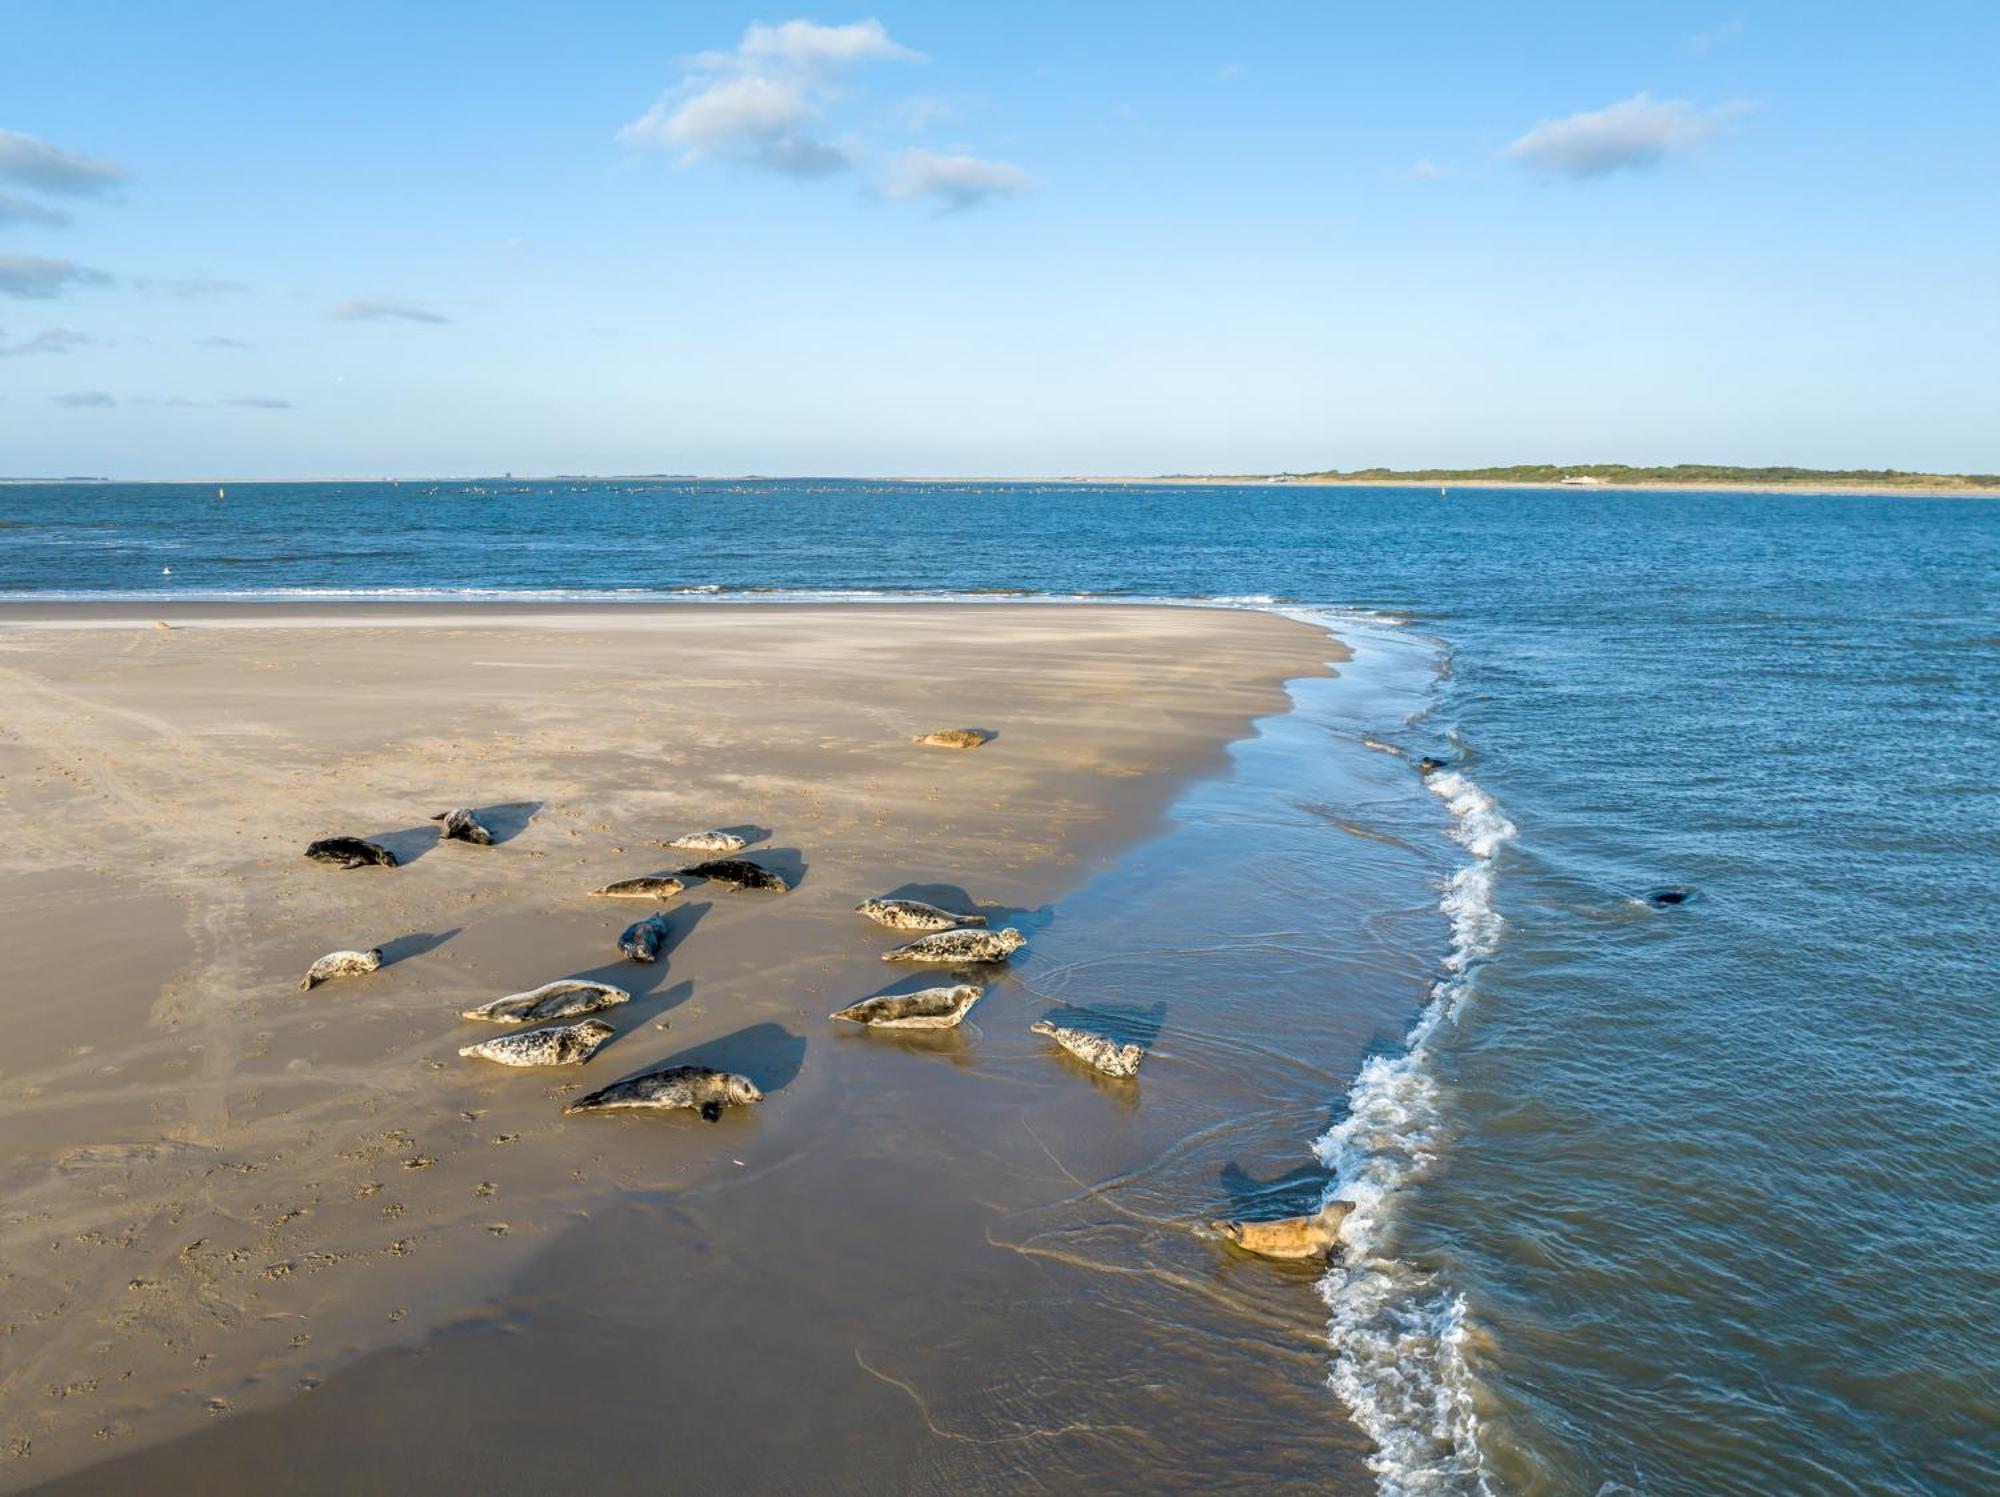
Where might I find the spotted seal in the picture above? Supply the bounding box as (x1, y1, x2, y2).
(460, 979, 630, 1025)
(299, 948, 383, 991)
(882, 927, 1025, 964)
(562, 1063, 762, 1122)
(430, 808, 495, 845)
(304, 836, 398, 869)
(914, 728, 991, 749)
(1209, 1199, 1353, 1262)
(459, 1018, 615, 1067)
(1031, 1019, 1142, 1078)
(591, 875, 686, 900)
(855, 897, 987, 932)
(668, 829, 747, 854)
(831, 984, 983, 1029)
(618, 912, 673, 962)
(680, 857, 789, 892)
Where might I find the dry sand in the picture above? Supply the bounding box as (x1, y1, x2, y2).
(0, 602, 1340, 1490)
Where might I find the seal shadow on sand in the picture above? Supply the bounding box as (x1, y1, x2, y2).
(361, 823, 448, 865)
(569, 901, 713, 1002)
(881, 881, 1049, 929)
(377, 928, 462, 966)
(464, 800, 542, 844)
(712, 823, 770, 846)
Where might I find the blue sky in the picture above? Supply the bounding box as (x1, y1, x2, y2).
(1, 1, 1995, 478)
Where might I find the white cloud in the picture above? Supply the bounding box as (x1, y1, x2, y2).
(0, 254, 111, 299)
(1505, 93, 1748, 178)
(0, 130, 126, 196)
(331, 297, 450, 325)
(0, 191, 71, 228)
(621, 17, 919, 179)
(885, 149, 1033, 211)
(1405, 157, 1447, 181)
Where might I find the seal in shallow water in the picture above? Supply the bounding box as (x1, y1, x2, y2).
(1417, 756, 1449, 777)
(1644, 886, 1697, 907)
(459, 1018, 615, 1067)
(304, 836, 398, 869)
(680, 857, 789, 892)
(562, 1063, 762, 1122)
(618, 913, 673, 962)
(460, 979, 630, 1025)
(668, 829, 746, 854)
(831, 984, 983, 1029)
(882, 927, 1025, 964)
(855, 897, 987, 932)
(1031, 1019, 1142, 1078)
(431, 808, 495, 845)
(914, 728, 991, 749)
(591, 874, 686, 900)
(1209, 1199, 1353, 1262)
(299, 948, 383, 991)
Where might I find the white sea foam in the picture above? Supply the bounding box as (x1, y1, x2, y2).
(1313, 757, 1514, 1495)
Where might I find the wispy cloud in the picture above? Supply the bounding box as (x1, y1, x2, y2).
(0, 130, 126, 197)
(1218, 62, 1248, 81)
(0, 325, 93, 356)
(0, 254, 112, 299)
(1688, 18, 1745, 56)
(221, 395, 292, 409)
(197, 334, 251, 348)
(1505, 93, 1749, 178)
(894, 94, 957, 132)
(0, 191, 71, 228)
(1405, 157, 1448, 181)
(135, 274, 249, 299)
(620, 18, 920, 179)
(53, 389, 114, 408)
(885, 149, 1033, 212)
(331, 297, 450, 325)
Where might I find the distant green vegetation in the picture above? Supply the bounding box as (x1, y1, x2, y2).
(1260, 464, 2000, 489)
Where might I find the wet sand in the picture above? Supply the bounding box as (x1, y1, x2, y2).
(0, 602, 1351, 1491)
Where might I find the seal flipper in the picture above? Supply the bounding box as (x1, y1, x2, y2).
(699, 1100, 722, 1122)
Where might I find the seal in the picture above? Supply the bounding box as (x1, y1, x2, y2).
(562, 1063, 762, 1122)
(1645, 886, 1696, 907)
(831, 984, 983, 1029)
(430, 808, 495, 845)
(591, 875, 686, 900)
(299, 948, 383, 991)
(1031, 1019, 1142, 1078)
(668, 829, 747, 854)
(304, 836, 398, 869)
(1417, 756, 1449, 777)
(618, 912, 673, 962)
(460, 979, 630, 1025)
(855, 896, 988, 932)
(1208, 1199, 1353, 1262)
(459, 1018, 616, 1067)
(914, 728, 991, 749)
(882, 927, 1026, 964)
(680, 857, 789, 892)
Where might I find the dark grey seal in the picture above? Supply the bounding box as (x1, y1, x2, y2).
(431, 808, 495, 845)
(1417, 757, 1450, 777)
(618, 912, 673, 962)
(680, 857, 789, 892)
(562, 1064, 762, 1122)
(304, 836, 399, 869)
(1645, 886, 1697, 908)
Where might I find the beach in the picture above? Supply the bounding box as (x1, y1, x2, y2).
(0, 601, 1364, 1491)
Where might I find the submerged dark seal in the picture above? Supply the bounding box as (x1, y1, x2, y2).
(304, 836, 399, 869)
(680, 857, 790, 892)
(618, 912, 673, 962)
(1417, 757, 1450, 777)
(563, 1063, 763, 1122)
(1645, 886, 1697, 907)
(431, 808, 495, 845)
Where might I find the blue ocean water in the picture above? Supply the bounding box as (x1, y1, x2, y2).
(4, 480, 1995, 1495)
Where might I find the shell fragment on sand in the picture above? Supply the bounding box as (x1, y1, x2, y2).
(914, 728, 991, 749)
(299, 948, 383, 991)
(1031, 1019, 1142, 1078)
(679, 857, 790, 892)
(460, 979, 630, 1025)
(1208, 1200, 1354, 1262)
(431, 808, 496, 844)
(459, 1019, 615, 1067)
(855, 897, 988, 932)
(882, 927, 1025, 964)
(668, 830, 747, 854)
(591, 875, 686, 900)
(563, 1064, 762, 1122)
(618, 913, 672, 962)
(831, 985, 984, 1029)
(304, 836, 398, 869)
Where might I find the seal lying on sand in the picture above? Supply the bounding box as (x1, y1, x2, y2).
(591, 875, 686, 900)
(299, 948, 383, 991)
(618, 913, 673, 962)
(304, 836, 398, 869)
(668, 829, 746, 854)
(680, 857, 789, 892)
(1031, 1019, 1142, 1078)
(563, 1064, 762, 1122)
(459, 1018, 615, 1067)
(431, 808, 495, 845)
(1209, 1199, 1354, 1262)
(831, 984, 983, 1029)
(460, 979, 630, 1025)
(915, 728, 991, 749)
(883, 928, 1026, 964)
(855, 897, 987, 932)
